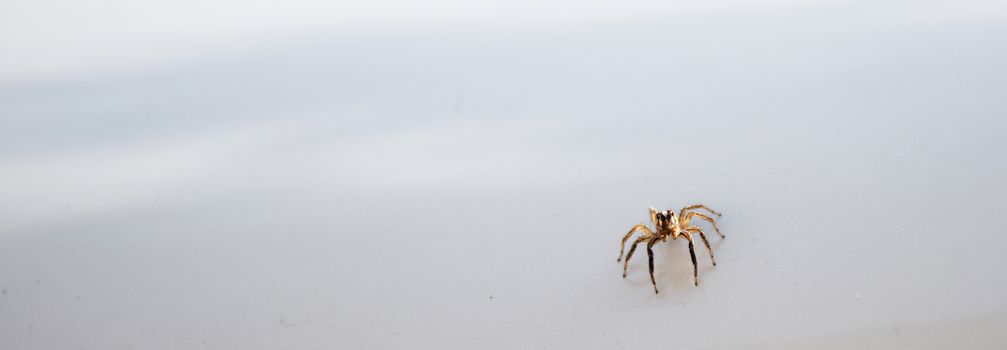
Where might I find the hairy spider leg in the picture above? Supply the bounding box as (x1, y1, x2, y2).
(646, 238, 660, 294)
(683, 211, 724, 238)
(623, 236, 650, 278)
(680, 204, 721, 218)
(687, 226, 716, 266)
(682, 232, 700, 286)
(618, 224, 654, 262)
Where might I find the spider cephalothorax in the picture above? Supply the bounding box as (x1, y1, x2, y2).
(616, 204, 724, 293)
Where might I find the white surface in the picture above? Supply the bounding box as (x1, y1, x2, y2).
(2, 0, 1007, 348)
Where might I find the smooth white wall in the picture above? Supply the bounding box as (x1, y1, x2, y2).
(2, 0, 1006, 348)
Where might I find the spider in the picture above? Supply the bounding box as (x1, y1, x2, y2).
(616, 204, 724, 294)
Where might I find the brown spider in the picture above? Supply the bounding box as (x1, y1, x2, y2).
(616, 204, 724, 293)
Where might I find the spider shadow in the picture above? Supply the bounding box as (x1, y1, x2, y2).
(621, 237, 726, 296)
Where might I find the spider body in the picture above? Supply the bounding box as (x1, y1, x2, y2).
(616, 204, 724, 293)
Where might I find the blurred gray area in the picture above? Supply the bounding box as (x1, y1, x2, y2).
(2, 0, 1007, 348)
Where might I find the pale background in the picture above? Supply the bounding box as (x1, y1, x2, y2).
(2, 0, 1007, 349)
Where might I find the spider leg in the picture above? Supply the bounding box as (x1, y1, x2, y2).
(684, 211, 724, 238)
(618, 224, 654, 262)
(682, 232, 700, 286)
(623, 236, 650, 278)
(686, 226, 716, 266)
(646, 238, 660, 294)
(680, 204, 721, 218)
